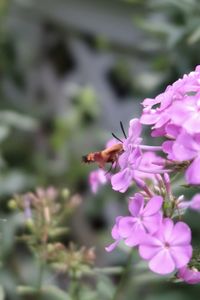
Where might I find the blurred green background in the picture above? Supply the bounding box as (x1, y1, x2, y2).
(1, 0, 200, 299)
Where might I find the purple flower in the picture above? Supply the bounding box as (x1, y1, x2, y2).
(139, 65, 200, 184)
(118, 194, 163, 247)
(89, 169, 108, 193)
(177, 266, 200, 284)
(139, 218, 192, 275)
(111, 118, 143, 193)
(140, 65, 200, 136)
(111, 147, 142, 193)
(106, 194, 163, 252)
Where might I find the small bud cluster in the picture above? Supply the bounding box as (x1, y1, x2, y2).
(9, 187, 95, 277)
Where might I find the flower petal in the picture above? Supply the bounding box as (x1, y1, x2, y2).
(149, 250, 175, 274)
(128, 118, 142, 141)
(170, 245, 192, 268)
(184, 115, 200, 134)
(139, 235, 163, 260)
(128, 193, 144, 216)
(143, 196, 163, 216)
(190, 193, 200, 211)
(178, 266, 200, 284)
(111, 217, 122, 239)
(140, 112, 160, 125)
(111, 168, 132, 193)
(118, 217, 135, 238)
(185, 156, 200, 185)
(105, 240, 120, 252)
(125, 225, 146, 247)
(173, 132, 199, 161)
(143, 213, 162, 234)
(169, 221, 191, 246)
(162, 218, 174, 242)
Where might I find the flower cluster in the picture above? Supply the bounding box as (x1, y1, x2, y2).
(106, 187, 193, 276)
(140, 65, 200, 185)
(88, 65, 200, 284)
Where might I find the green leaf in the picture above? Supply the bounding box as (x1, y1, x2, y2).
(17, 285, 72, 300)
(41, 286, 72, 300)
(0, 170, 35, 196)
(97, 275, 115, 299)
(0, 111, 38, 131)
(187, 26, 200, 44)
(1, 213, 23, 255)
(78, 286, 97, 300)
(0, 286, 5, 300)
(0, 125, 10, 142)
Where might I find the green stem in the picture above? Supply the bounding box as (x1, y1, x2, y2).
(37, 236, 48, 291)
(112, 250, 134, 300)
(70, 275, 80, 300)
(37, 259, 44, 291)
(93, 266, 123, 275)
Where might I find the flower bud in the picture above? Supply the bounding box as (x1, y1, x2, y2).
(61, 188, 70, 199)
(8, 199, 17, 210)
(25, 218, 34, 230)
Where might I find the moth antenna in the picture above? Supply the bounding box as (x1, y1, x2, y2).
(112, 133, 123, 143)
(120, 121, 127, 139)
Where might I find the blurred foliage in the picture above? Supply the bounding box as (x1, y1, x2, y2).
(0, 0, 200, 299)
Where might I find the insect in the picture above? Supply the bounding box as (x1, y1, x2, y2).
(82, 122, 126, 169)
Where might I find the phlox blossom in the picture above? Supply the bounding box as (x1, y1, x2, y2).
(111, 118, 165, 192)
(111, 118, 143, 193)
(139, 218, 192, 275)
(140, 65, 200, 185)
(111, 147, 142, 193)
(106, 194, 163, 251)
(118, 194, 163, 246)
(89, 169, 108, 193)
(140, 65, 200, 136)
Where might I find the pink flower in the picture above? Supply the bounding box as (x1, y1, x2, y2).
(111, 118, 143, 193)
(140, 65, 200, 136)
(139, 218, 192, 275)
(177, 266, 200, 284)
(140, 65, 200, 185)
(111, 118, 166, 193)
(118, 194, 163, 247)
(106, 194, 163, 251)
(89, 169, 108, 193)
(111, 147, 142, 193)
